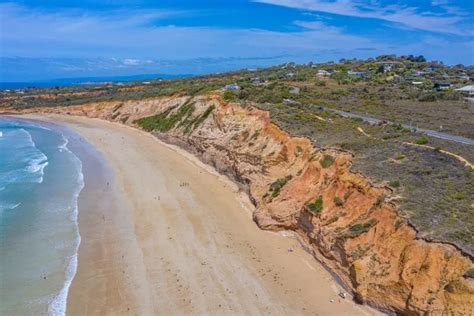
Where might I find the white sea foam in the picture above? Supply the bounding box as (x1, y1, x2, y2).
(0, 131, 3, 137)
(58, 134, 69, 152)
(48, 132, 84, 316)
(0, 201, 21, 212)
(0, 118, 52, 132)
(0, 128, 48, 188)
(19, 128, 49, 183)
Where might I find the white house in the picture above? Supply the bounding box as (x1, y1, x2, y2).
(316, 69, 331, 77)
(456, 85, 474, 96)
(223, 83, 240, 91)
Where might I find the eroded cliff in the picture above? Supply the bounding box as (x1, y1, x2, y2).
(8, 93, 474, 315)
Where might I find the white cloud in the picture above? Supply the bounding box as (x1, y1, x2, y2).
(123, 58, 141, 66)
(0, 0, 472, 79)
(0, 2, 378, 59)
(254, 0, 469, 35)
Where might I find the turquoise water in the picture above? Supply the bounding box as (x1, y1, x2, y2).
(0, 118, 84, 315)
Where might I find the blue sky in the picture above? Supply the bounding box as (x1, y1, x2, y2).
(1, 0, 473, 81)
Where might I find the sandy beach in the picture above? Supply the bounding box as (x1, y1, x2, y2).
(25, 114, 380, 315)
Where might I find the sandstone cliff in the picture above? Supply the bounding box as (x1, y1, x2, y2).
(7, 93, 474, 315)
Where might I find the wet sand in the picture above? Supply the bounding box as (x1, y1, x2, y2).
(26, 114, 380, 315)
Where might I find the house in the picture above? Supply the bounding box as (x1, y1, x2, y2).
(415, 70, 428, 76)
(250, 77, 269, 86)
(316, 69, 331, 77)
(223, 83, 240, 91)
(456, 74, 470, 80)
(250, 77, 261, 85)
(434, 82, 451, 90)
(382, 64, 393, 73)
(456, 85, 474, 96)
(347, 71, 368, 78)
(412, 81, 424, 85)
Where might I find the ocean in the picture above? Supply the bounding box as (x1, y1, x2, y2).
(0, 73, 192, 90)
(0, 117, 84, 315)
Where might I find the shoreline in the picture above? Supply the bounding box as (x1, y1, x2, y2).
(49, 127, 85, 316)
(21, 114, 381, 315)
(0, 117, 86, 315)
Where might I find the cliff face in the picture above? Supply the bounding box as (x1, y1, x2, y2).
(8, 93, 474, 314)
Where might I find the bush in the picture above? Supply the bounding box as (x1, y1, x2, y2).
(416, 137, 429, 145)
(418, 92, 437, 102)
(465, 268, 474, 279)
(135, 102, 195, 132)
(307, 196, 324, 214)
(320, 154, 335, 168)
(223, 90, 236, 102)
(333, 196, 344, 206)
(315, 80, 326, 87)
(349, 219, 377, 237)
(183, 105, 215, 133)
(389, 180, 400, 188)
(269, 175, 292, 198)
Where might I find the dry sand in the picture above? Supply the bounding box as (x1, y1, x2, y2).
(27, 114, 380, 315)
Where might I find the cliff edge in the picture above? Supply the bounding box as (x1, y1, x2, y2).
(7, 93, 474, 315)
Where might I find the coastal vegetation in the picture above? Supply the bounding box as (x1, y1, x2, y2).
(135, 99, 215, 134)
(320, 154, 335, 168)
(268, 175, 292, 198)
(306, 196, 324, 215)
(1, 54, 473, 254)
(348, 219, 378, 237)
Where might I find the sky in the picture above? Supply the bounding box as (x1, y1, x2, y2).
(0, 0, 473, 81)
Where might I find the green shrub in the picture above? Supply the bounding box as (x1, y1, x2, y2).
(269, 175, 292, 198)
(416, 137, 429, 145)
(333, 196, 344, 206)
(465, 268, 474, 279)
(315, 80, 326, 87)
(418, 92, 437, 102)
(320, 154, 335, 168)
(395, 154, 405, 160)
(135, 99, 215, 135)
(307, 196, 324, 214)
(223, 90, 236, 102)
(349, 219, 377, 237)
(135, 100, 195, 132)
(182, 105, 215, 133)
(389, 180, 400, 188)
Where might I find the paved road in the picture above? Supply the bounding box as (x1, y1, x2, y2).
(317, 106, 474, 146)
